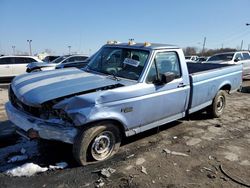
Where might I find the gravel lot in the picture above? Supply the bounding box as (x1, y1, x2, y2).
(0, 81, 249, 188)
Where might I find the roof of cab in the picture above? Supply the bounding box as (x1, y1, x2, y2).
(104, 42, 179, 50)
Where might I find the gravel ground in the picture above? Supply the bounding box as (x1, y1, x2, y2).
(0, 81, 249, 188)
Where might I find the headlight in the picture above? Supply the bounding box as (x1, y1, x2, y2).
(54, 109, 73, 123)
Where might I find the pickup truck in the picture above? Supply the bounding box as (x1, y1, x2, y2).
(5, 42, 242, 165)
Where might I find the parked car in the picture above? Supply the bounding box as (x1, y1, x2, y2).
(42, 55, 60, 63)
(206, 51, 250, 79)
(185, 55, 199, 62)
(0, 55, 42, 82)
(196, 57, 207, 63)
(26, 55, 88, 72)
(55, 60, 89, 69)
(55, 55, 95, 69)
(6, 41, 242, 165)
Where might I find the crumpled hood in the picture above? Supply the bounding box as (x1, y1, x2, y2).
(27, 62, 57, 69)
(11, 68, 126, 107)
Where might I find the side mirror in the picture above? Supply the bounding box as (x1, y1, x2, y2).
(154, 72, 175, 85)
(234, 57, 241, 62)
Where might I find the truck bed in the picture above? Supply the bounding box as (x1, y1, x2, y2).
(187, 62, 242, 114)
(187, 62, 233, 74)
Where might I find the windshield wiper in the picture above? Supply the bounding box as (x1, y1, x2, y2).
(85, 65, 120, 81)
(107, 73, 120, 81)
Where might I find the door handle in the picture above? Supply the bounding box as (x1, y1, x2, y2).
(177, 83, 186, 88)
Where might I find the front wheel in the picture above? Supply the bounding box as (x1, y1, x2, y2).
(73, 122, 121, 166)
(207, 90, 226, 118)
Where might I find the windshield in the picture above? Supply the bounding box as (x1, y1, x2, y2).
(87, 47, 149, 80)
(50, 55, 70, 64)
(207, 53, 234, 61)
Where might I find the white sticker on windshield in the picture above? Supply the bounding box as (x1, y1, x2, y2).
(123, 58, 140, 67)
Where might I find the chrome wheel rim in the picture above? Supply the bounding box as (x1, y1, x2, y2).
(216, 96, 225, 112)
(91, 131, 115, 161)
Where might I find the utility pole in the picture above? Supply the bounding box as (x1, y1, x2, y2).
(68, 46, 71, 55)
(246, 23, 250, 51)
(201, 37, 206, 56)
(240, 40, 243, 50)
(27, 40, 32, 55)
(12, 46, 15, 55)
(221, 43, 223, 49)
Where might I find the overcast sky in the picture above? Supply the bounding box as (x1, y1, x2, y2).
(0, 0, 250, 55)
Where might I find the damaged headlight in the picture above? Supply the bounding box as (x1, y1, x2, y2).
(52, 109, 73, 123)
(39, 103, 73, 123)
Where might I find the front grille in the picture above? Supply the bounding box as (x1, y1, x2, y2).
(9, 86, 41, 117)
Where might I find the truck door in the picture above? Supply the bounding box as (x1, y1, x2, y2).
(141, 51, 189, 126)
(0, 57, 14, 77)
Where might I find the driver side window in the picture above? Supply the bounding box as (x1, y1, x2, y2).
(147, 51, 181, 83)
(234, 53, 243, 61)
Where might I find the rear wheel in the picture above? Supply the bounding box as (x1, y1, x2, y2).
(207, 90, 226, 118)
(73, 122, 121, 166)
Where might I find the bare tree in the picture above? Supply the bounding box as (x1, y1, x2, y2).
(198, 48, 237, 57)
(183, 47, 198, 55)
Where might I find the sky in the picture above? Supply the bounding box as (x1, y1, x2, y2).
(0, 0, 250, 55)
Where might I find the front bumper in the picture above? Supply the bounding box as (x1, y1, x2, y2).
(5, 102, 77, 144)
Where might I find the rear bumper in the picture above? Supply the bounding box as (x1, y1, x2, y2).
(5, 102, 77, 144)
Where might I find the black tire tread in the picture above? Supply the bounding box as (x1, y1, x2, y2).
(72, 121, 121, 166)
(207, 90, 226, 118)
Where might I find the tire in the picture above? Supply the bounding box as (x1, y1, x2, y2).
(73, 121, 121, 166)
(207, 90, 226, 118)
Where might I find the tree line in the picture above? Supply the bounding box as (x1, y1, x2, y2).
(183, 47, 237, 57)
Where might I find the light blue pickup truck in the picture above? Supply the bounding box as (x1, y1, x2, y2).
(6, 42, 242, 165)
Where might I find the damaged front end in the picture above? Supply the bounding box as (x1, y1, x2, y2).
(7, 83, 124, 143)
(9, 86, 73, 125)
(5, 101, 78, 144)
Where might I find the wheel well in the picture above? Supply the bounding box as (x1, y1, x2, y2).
(220, 84, 231, 93)
(78, 119, 126, 138)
